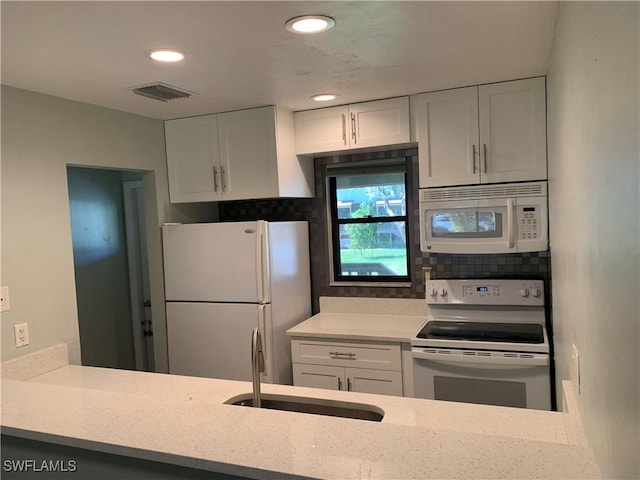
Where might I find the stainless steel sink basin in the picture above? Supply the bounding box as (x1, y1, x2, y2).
(224, 393, 384, 422)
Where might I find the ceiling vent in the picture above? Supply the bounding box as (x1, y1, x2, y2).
(132, 82, 195, 102)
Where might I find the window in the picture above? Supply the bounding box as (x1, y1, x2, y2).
(327, 161, 410, 284)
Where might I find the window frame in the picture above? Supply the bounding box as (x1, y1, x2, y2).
(326, 160, 411, 286)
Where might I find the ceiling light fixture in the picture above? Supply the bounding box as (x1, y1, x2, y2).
(312, 94, 338, 102)
(145, 49, 186, 63)
(285, 15, 335, 34)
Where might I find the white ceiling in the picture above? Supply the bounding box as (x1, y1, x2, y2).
(1, 1, 558, 120)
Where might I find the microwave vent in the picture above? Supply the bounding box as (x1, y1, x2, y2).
(420, 182, 547, 202)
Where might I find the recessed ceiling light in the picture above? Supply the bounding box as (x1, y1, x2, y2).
(285, 15, 335, 34)
(312, 94, 338, 102)
(145, 49, 186, 63)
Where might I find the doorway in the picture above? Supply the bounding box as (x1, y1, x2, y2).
(67, 166, 154, 371)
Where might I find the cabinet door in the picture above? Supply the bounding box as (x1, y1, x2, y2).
(164, 114, 222, 203)
(479, 77, 547, 184)
(293, 363, 344, 391)
(217, 106, 280, 200)
(349, 97, 410, 149)
(346, 368, 403, 396)
(294, 105, 349, 155)
(412, 87, 480, 188)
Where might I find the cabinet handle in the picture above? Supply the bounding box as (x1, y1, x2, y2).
(329, 351, 356, 358)
(347, 378, 352, 391)
(341, 113, 347, 145)
(221, 166, 227, 192)
(213, 167, 219, 192)
(337, 377, 343, 390)
(350, 112, 357, 144)
(472, 145, 477, 173)
(482, 144, 488, 173)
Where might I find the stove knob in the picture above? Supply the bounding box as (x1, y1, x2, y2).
(520, 288, 530, 298)
(531, 288, 541, 298)
(429, 288, 438, 297)
(439, 288, 448, 297)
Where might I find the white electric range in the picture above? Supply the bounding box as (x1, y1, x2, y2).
(411, 279, 551, 410)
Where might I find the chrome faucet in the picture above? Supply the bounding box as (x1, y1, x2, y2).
(251, 327, 264, 408)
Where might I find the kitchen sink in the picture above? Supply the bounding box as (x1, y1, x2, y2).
(224, 393, 384, 422)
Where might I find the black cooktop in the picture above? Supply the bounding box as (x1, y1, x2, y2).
(417, 321, 544, 344)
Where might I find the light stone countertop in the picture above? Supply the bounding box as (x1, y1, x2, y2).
(286, 296, 428, 342)
(286, 312, 427, 342)
(1, 363, 600, 479)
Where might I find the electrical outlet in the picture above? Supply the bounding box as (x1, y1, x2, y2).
(14, 323, 29, 348)
(422, 267, 432, 284)
(0, 286, 10, 312)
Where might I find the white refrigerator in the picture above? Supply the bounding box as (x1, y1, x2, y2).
(162, 220, 310, 384)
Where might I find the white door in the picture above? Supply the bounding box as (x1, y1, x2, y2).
(217, 106, 279, 200)
(164, 114, 222, 203)
(350, 97, 410, 149)
(163, 221, 267, 303)
(167, 302, 265, 381)
(123, 181, 155, 371)
(479, 77, 547, 184)
(294, 105, 349, 154)
(412, 87, 480, 188)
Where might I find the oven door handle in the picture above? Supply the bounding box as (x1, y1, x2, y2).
(412, 350, 549, 367)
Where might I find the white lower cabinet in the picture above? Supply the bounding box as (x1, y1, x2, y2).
(291, 339, 403, 396)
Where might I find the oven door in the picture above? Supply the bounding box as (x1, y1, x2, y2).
(419, 197, 517, 254)
(412, 347, 551, 410)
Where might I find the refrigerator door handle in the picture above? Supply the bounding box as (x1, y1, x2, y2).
(255, 221, 270, 303)
(258, 304, 272, 383)
(255, 221, 265, 302)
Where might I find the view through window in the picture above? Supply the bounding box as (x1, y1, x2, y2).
(328, 163, 410, 283)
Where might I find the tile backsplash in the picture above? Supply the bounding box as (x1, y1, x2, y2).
(219, 147, 551, 313)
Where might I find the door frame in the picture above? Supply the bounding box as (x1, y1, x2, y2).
(123, 180, 155, 371)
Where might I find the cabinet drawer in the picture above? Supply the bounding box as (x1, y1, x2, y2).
(291, 339, 401, 371)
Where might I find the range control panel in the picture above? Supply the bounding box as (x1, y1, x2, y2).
(425, 279, 544, 306)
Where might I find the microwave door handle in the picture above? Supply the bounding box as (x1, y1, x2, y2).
(507, 198, 516, 249)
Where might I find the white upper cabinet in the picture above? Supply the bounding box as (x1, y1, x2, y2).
(412, 87, 480, 188)
(165, 106, 314, 203)
(165, 114, 222, 203)
(294, 97, 410, 155)
(478, 78, 547, 184)
(294, 105, 348, 155)
(413, 77, 547, 188)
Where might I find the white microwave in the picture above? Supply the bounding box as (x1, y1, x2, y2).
(419, 181, 548, 254)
